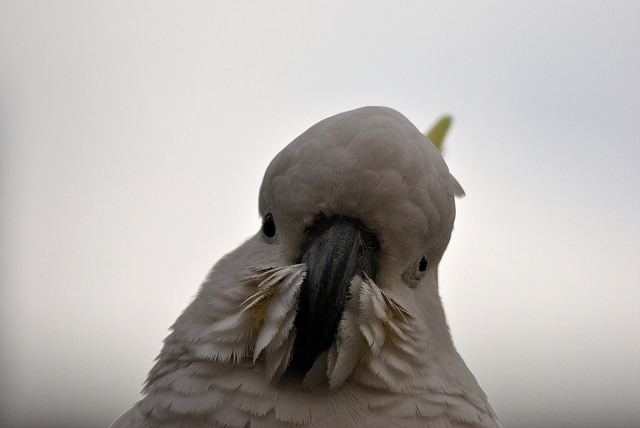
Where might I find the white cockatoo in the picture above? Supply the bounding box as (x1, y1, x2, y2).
(112, 106, 501, 427)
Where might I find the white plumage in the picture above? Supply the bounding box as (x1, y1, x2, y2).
(112, 106, 501, 427)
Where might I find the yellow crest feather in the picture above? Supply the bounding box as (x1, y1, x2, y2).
(425, 116, 452, 153)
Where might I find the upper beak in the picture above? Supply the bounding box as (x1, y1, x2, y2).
(290, 216, 379, 374)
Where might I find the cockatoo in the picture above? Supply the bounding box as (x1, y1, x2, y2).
(112, 106, 501, 427)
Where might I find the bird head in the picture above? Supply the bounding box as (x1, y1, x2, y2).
(255, 106, 465, 386)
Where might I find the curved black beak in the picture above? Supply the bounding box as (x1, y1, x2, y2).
(290, 216, 379, 374)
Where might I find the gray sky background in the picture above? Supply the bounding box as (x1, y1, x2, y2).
(1, 2, 639, 427)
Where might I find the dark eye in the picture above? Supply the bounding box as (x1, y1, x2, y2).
(418, 255, 428, 272)
(262, 213, 276, 238)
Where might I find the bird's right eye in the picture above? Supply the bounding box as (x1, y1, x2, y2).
(262, 213, 276, 238)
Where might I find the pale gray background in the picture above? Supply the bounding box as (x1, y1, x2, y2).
(1, 2, 639, 427)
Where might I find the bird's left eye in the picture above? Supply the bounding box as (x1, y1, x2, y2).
(418, 255, 428, 272)
(262, 213, 276, 238)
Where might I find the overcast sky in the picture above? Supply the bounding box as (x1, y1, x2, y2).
(1, 2, 639, 427)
